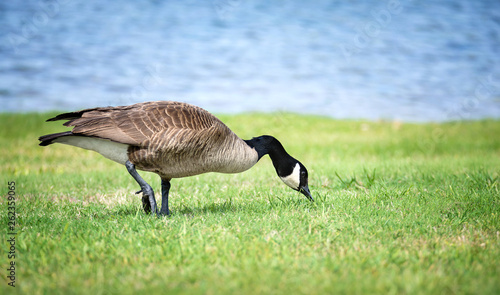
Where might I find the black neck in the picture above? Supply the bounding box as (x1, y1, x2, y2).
(244, 135, 297, 177)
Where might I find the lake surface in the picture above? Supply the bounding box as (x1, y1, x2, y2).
(1, 0, 499, 121)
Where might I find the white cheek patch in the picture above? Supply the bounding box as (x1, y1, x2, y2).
(280, 163, 301, 190)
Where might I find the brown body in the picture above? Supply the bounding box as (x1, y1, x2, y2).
(43, 101, 258, 179)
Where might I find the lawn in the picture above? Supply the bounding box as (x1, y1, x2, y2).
(1, 112, 499, 294)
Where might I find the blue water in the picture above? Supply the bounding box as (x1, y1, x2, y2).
(1, 0, 499, 121)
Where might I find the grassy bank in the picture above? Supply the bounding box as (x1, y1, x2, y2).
(1, 112, 499, 294)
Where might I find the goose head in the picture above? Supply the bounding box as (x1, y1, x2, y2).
(245, 135, 313, 201)
(278, 160, 313, 201)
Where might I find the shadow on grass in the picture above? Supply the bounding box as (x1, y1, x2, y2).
(92, 200, 242, 218)
(42, 193, 323, 220)
(138, 196, 317, 217)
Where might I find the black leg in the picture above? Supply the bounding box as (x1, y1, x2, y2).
(125, 160, 158, 215)
(141, 195, 151, 214)
(160, 178, 171, 216)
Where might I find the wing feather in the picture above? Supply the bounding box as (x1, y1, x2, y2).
(50, 101, 223, 147)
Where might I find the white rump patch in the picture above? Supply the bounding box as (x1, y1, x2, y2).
(55, 136, 129, 164)
(280, 163, 300, 190)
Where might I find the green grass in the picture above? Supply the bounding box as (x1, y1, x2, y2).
(1, 112, 499, 294)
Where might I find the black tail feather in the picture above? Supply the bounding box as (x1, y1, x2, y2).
(46, 111, 85, 122)
(45, 106, 104, 122)
(38, 131, 74, 146)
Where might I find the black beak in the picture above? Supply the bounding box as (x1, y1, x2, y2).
(300, 185, 313, 202)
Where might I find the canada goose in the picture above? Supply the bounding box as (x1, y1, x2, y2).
(39, 101, 312, 216)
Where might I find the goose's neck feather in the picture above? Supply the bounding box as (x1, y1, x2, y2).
(244, 135, 297, 177)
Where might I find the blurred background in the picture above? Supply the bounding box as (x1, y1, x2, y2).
(0, 0, 499, 122)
